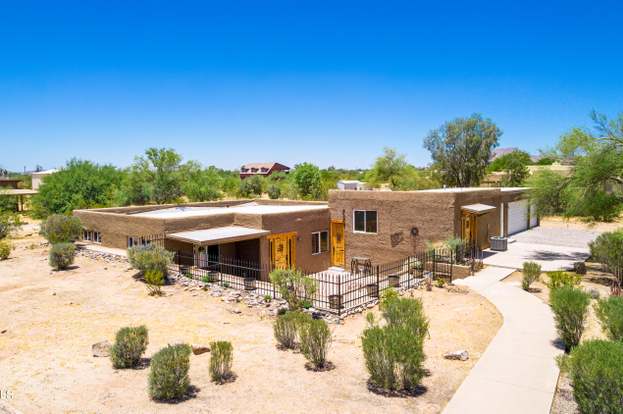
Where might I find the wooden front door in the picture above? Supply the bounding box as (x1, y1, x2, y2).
(461, 212, 477, 246)
(331, 220, 345, 267)
(268, 232, 297, 269)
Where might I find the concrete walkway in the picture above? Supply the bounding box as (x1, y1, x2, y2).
(444, 266, 561, 414)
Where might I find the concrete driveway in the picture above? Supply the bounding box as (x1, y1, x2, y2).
(482, 225, 600, 271)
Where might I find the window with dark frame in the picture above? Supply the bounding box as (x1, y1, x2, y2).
(312, 230, 329, 254)
(353, 210, 377, 233)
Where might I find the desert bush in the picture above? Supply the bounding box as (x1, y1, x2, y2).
(273, 311, 303, 349)
(145, 269, 164, 296)
(110, 325, 149, 369)
(148, 344, 192, 401)
(522, 261, 541, 291)
(361, 297, 428, 392)
(594, 296, 623, 341)
(563, 340, 623, 414)
(299, 318, 332, 369)
(39, 214, 82, 243)
(209, 341, 234, 383)
(269, 269, 317, 310)
(267, 184, 281, 199)
(127, 245, 174, 276)
(0, 212, 21, 239)
(0, 240, 11, 260)
(546, 271, 581, 290)
(48, 242, 76, 270)
(590, 229, 623, 270)
(550, 287, 590, 352)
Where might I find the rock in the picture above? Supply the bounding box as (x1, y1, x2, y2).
(1, 329, 7, 334)
(92, 340, 112, 357)
(229, 308, 242, 314)
(444, 350, 469, 361)
(192, 345, 210, 355)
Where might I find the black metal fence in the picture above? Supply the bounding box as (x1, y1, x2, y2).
(169, 243, 482, 317)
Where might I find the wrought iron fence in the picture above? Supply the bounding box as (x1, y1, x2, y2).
(168, 243, 482, 317)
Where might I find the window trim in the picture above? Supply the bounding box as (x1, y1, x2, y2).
(83, 229, 102, 244)
(311, 230, 329, 255)
(352, 210, 378, 234)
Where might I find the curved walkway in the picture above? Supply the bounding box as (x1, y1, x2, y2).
(443, 266, 562, 414)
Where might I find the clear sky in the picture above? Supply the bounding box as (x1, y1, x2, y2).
(1, 0, 622, 172)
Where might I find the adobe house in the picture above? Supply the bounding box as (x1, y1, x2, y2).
(74, 199, 331, 279)
(327, 187, 536, 267)
(239, 162, 290, 179)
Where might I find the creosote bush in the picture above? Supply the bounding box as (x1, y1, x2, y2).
(39, 214, 82, 244)
(521, 261, 541, 291)
(561, 340, 623, 414)
(594, 296, 623, 342)
(299, 318, 332, 369)
(269, 269, 317, 310)
(49, 242, 76, 270)
(549, 287, 590, 352)
(274, 311, 307, 349)
(0, 240, 11, 260)
(148, 344, 192, 401)
(0, 213, 21, 240)
(110, 326, 149, 369)
(127, 245, 174, 276)
(546, 271, 581, 290)
(209, 341, 234, 383)
(144, 269, 164, 296)
(362, 293, 429, 393)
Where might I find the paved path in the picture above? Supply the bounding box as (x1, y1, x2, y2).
(444, 266, 562, 414)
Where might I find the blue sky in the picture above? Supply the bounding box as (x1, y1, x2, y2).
(1, 0, 622, 171)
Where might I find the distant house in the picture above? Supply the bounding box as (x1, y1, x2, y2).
(239, 163, 290, 179)
(336, 180, 367, 191)
(31, 169, 58, 190)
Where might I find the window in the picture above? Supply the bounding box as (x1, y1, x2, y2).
(127, 236, 150, 248)
(312, 230, 329, 255)
(82, 229, 101, 244)
(353, 210, 377, 233)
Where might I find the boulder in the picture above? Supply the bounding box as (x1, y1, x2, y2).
(444, 350, 469, 361)
(192, 345, 210, 355)
(92, 340, 112, 357)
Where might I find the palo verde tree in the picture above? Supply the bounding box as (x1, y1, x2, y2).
(125, 148, 183, 205)
(487, 150, 532, 186)
(291, 163, 323, 200)
(424, 114, 501, 187)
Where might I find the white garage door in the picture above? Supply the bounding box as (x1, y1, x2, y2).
(508, 200, 528, 235)
(529, 203, 538, 228)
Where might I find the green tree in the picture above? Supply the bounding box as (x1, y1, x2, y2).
(366, 147, 408, 187)
(424, 114, 501, 187)
(487, 150, 531, 186)
(180, 162, 223, 202)
(135, 148, 183, 204)
(291, 163, 322, 200)
(238, 175, 264, 197)
(527, 170, 568, 216)
(32, 159, 124, 216)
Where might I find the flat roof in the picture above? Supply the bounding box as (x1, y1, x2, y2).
(131, 202, 328, 219)
(0, 189, 38, 196)
(167, 226, 270, 246)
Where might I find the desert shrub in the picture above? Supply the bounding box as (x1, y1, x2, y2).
(209, 341, 234, 383)
(148, 344, 192, 401)
(299, 318, 332, 369)
(110, 326, 149, 369)
(564, 340, 623, 414)
(522, 261, 541, 291)
(547, 271, 581, 290)
(269, 269, 317, 310)
(550, 287, 590, 352)
(434, 278, 446, 288)
(39, 214, 82, 243)
(0, 212, 21, 239)
(590, 229, 623, 270)
(48, 242, 76, 270)
(127, 245, 174, 276)
(267, 184, 281, 199)
(361, 297, 428, 392)
(145, 269, 164, 296)
(274, 311, 303, 349)
(594, 296, 623, 341)
(0, 240, 11, 260)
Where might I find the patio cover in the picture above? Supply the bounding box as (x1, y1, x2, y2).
(461, 203, 496, 215)
(167, 226, 270, 246)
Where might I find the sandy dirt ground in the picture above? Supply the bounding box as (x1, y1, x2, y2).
(540, 216, 623, 233)
(1, 221, 502, 414)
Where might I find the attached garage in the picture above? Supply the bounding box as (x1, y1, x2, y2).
(529, 203, 538, 228)
(507, 200, 529, 235)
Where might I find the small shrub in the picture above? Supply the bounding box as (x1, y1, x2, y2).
(594, 296, 623, 341)
(148, 344, 192, 401)
(48, 242, 76, 270)
(550, 287, 590, 352)
(39, 214, 81, 244)
(110, 326, 149, 369)
(0, 212, 21, 239)
(263, 294, 272, 303)
(299, 318, 332, 369)
(522, 261, 541, 291)
(145, 269, 164, 296)
(0, 240, 11, 260)
(434, 278, 446, 288)
(269, 269, 317, 310)
(565, 340, 623, 414)
(547, 271, 581, 290)
(209, 341, 234, 383)
(274, 311, 301, 349)
(127, 245, 174, 276)
(267, 184, 281, 200)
